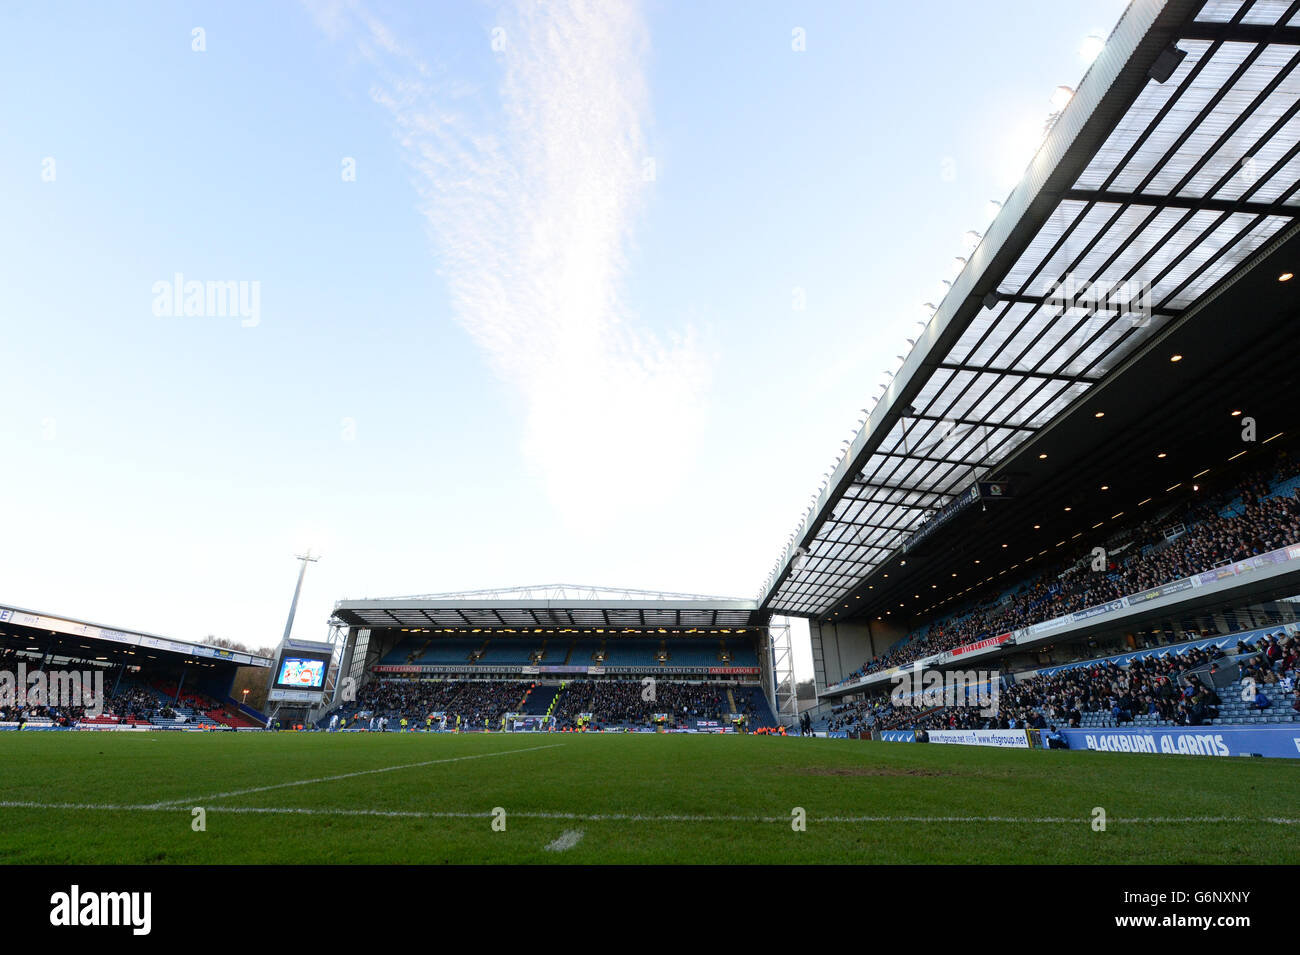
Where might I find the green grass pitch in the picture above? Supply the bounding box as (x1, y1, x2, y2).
(0, 731, 1296, 864)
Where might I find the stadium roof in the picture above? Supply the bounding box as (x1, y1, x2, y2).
(760, 0, 1300, 619)
(333, 584, 763, 630)
(0, 602, 273, 667)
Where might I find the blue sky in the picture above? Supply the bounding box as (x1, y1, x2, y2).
(0, 0, 1129, 672)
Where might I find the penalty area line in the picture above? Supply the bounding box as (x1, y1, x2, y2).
(145, 742, 566, 808)
(0, 802, 1296, 826)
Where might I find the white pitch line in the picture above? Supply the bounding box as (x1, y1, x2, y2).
(145, 742, 565, 807)
(544, 829, 585, 852)
(0, 801, 1296, 825)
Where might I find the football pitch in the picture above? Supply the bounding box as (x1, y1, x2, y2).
(0, 732, 1296, 864)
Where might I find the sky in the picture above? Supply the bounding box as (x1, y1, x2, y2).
(0, 0, 1131, 678)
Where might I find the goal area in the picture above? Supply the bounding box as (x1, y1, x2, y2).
(504, 714, 557, 732)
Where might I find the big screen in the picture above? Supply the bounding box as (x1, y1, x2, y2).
(273, 654, 329, 690)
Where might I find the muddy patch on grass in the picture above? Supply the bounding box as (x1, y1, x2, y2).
(796, 767, 954, 778)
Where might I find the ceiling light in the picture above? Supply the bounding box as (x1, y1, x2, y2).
(1170, 354, 1183, 362)
(1280, 272, 1293, 282)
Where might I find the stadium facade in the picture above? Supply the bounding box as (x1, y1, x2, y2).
(750, 0, 1300, 728)
(9, 0, 1300, 746)
(307, 0, 1300, 744)
(313, 586, 790, 731)
(0, 603, 271, 730)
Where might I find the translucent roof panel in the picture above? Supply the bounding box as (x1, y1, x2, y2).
(761, 1, 1300, 618)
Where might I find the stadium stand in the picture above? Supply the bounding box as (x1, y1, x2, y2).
(840, 627, 1299, 735)
(342, 679, 532, 728)
(323, 589, 779, 732)
(549, 680, 738, 729)
(320, 674, 775, 731)
(832, 452, 1300, 685)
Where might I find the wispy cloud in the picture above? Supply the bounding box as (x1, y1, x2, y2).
(308, 0, 711, 528)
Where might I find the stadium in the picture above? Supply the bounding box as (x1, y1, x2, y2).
(2, 0, 1299, 914)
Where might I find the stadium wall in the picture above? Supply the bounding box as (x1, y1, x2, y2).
(811, 618, 905, 690)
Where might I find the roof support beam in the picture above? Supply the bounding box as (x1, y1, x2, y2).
(936, 362, 1102, 384)
(870, 449, 991, 469)
(902, 412, 1038, 433)
(1062, 187, 1298, 218)
(830, 516, 921, 532)
(1179, 22, 1300, 46)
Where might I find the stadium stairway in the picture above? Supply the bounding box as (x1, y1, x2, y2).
(521, 684, 560, 715)
(147, 680, 252, 728)
(208, 699, 261, 728)
(733, 685, 777, 727)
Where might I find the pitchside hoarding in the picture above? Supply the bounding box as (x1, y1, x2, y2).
(925, 729, 1030, 748)
(882, 725, 1300, 758)
(1060, 725, 1300, 758)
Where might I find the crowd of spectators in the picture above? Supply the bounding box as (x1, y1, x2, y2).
(354, 679, 530, 726)
(550, 680, 735, 728)
(349, 679, 759, 729)
(0, 670, 179, 726)
(836, 455, 1300, 684)
(0, 663, 50, 724)
(0, 656, 244, 726)
(868, 631, 1299, 732)
(0, 701, 59, 724)
(104, 687, 176, 723)
(825, 697, 891, 735)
